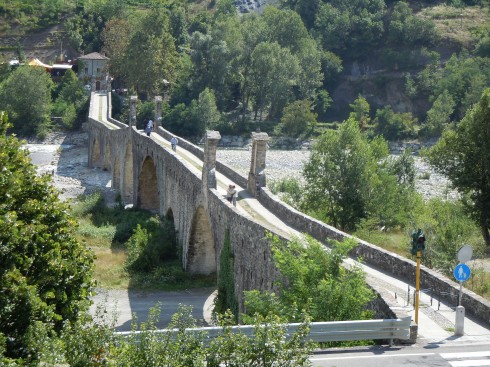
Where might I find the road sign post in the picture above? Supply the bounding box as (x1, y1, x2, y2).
(453, 263, 471, 306)
(453, 262, 471, 336)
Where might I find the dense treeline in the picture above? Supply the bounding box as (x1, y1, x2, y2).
(4, 0, 480, 139)
(1, 0, 489, 140)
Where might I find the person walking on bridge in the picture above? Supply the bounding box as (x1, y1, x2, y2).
(171, 136, 178, 152)
(145, 119, 154, 137)
(226, 184, 237, 206)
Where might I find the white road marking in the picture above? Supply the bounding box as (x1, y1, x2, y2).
(310, 352, 435, 361)
(441, 351, 490, 367)
(449, 361, 490, 367)
(441, 352, 490, 359)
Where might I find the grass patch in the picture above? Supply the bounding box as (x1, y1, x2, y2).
(93, 247, 129, 289)
(72, 192, 216, 291)
(354, 226, 412, 257)
(418, 5, 489, 48)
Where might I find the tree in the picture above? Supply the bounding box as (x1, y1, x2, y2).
(374, 106, 418, 140)
(313, 0, 385, 55)
(427, 88, 490, 247)
(124, 8, 178, 97)
(430, 54, 490, 119)
(279, 100, 317, 137)
(0, 66, 53, 136)
(425, 89, 455, 137)
(302, 118, 415, 230)
(243, 235, 375, 323)
(349, 95, 371, 130)
(262, 7, 310, 54)
(196, 88, 221, 131)
(0, 112, 94, 360)
(249, 42, 300, 120)
(188, 31, 234, 109)
(102, 18, 131, 83)
(52, 69, 89, 129)
(388, 1, 438, 47)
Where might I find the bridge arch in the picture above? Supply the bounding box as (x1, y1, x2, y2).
(186, 206, 216, 275)
(137, 156, 160, 212)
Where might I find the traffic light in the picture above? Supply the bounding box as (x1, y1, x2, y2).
(411, 229, 425, 255)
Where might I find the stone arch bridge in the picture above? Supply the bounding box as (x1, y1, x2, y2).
(87, 92, 490, 330)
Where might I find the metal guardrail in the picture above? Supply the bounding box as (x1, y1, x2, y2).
(116, 317, 411, 345)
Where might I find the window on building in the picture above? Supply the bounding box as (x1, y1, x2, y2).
(97, 68, 100, 73)
(85, 67, 88, 73)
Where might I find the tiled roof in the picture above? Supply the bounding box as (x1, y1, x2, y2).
(78, 52, 109, 60)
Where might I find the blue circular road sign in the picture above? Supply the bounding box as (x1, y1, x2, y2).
(453, 263, 471, 282)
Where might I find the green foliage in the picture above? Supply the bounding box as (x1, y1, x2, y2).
(427, 88, 490, 246)
(65, 0, 128, 53)
(66, 305, 312, 367)
(51, 69, 89, 130)
(424, 89, 455, 137)
(349, 95, 371, 130)
(387, 1, 438, 47)
(214, 230, 238, 318)
(413, 199, 485, 273)
(416, 53, 490, 124)
(0, 66, 53, 136)
(374, 106, 418, 140)
(71, 192, 212, 291)
(314, 89, 333, 120)
(269, 177, 304, 207)
(474, 24, 490, 57)
(303, 118, 417, 230)
(278, 99, 317, 137)
(164, 102, 201, 137)
(197, 88, 221, 131)
(250, 41, 301, 120)
(211, 313, 312, 367)
(313, 0, 386, 56)
(243, 235, 375, 323)
(0, 112, 94, 360)
(0, 0, 73, 33)
(125, 217, 177, 272)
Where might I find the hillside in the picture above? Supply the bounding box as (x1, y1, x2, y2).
(0, 0, 488, 125)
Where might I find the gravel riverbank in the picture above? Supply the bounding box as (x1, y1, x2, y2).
(217, 148, 457, 201)
(25, 131, 456, 202)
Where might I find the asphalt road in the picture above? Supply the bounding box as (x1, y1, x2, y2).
(311, 342, 490, 367)
(90, 288, 216, 331)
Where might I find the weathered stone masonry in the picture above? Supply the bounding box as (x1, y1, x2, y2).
(87, 92, 490, 331)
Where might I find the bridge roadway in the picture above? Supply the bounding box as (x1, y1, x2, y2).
(89, 92, 490, 344)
